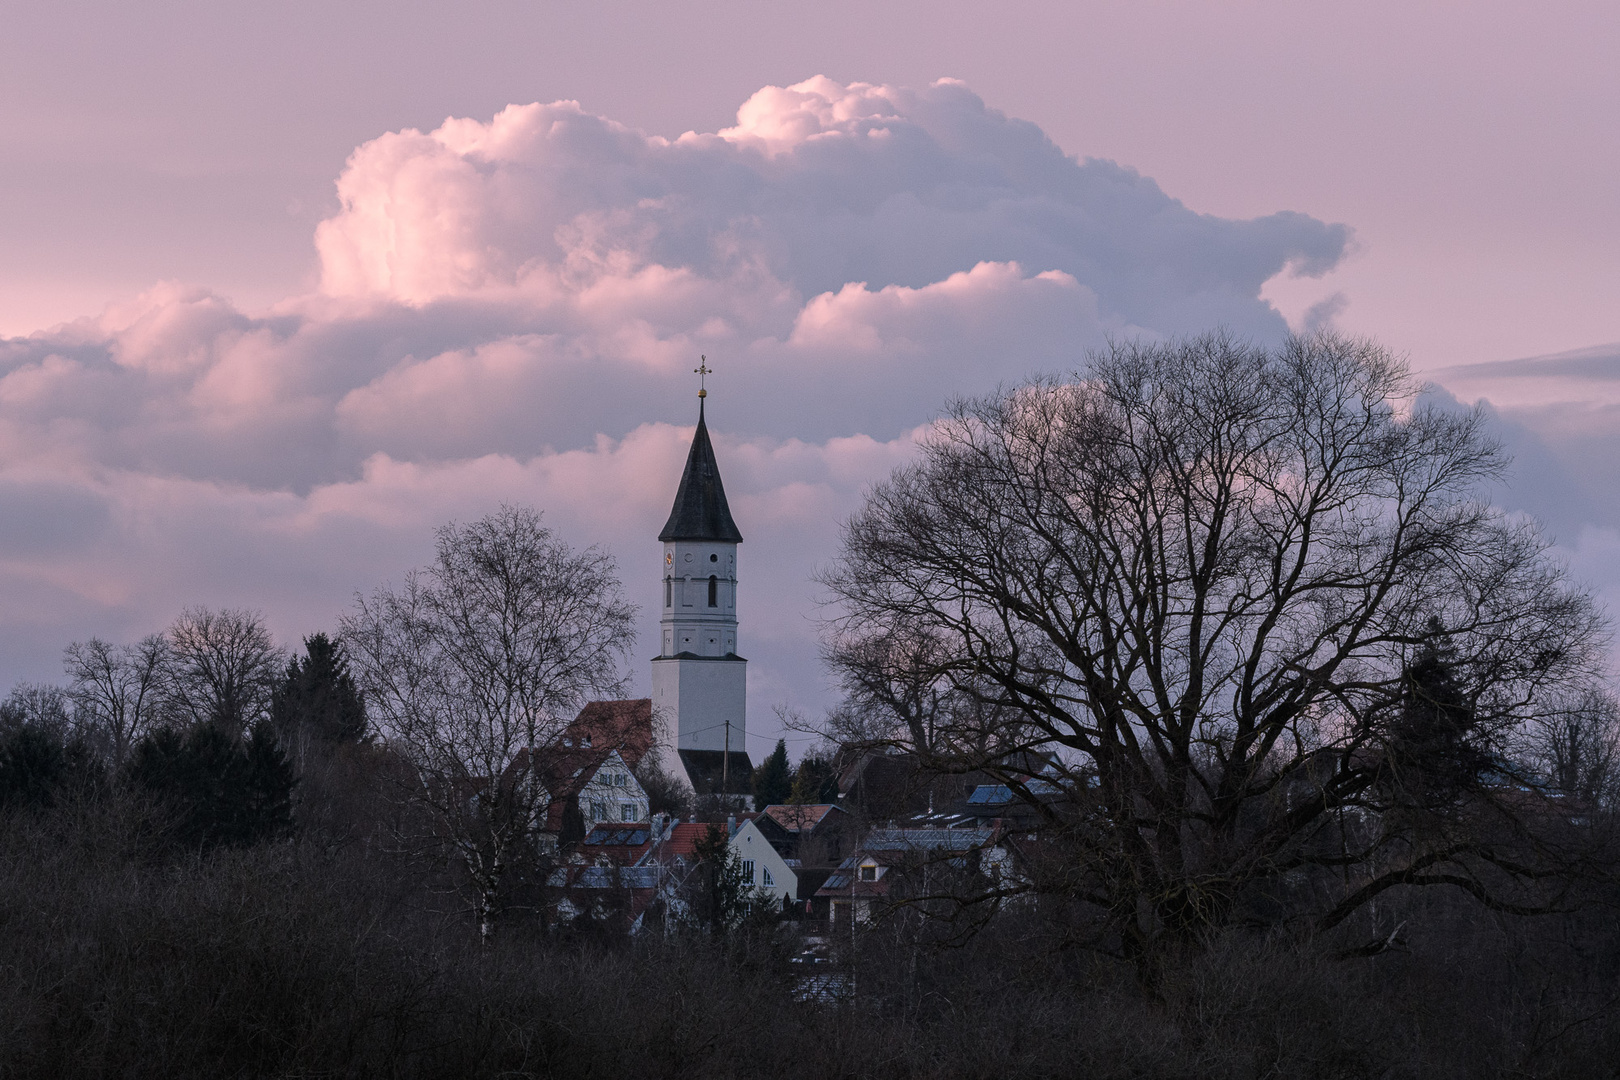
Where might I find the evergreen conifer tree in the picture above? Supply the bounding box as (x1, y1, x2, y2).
(693, 822, 750, 931)
(789, 750, 840, 805)
(0, 726, 68, 809)
(127, 721, 296, 847)
(271, 633, 366, 745)
(1391, 617, 1486, 796)
(752, 738, 792, 810)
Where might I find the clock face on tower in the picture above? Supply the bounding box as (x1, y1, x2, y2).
(665, 553, 672, 567)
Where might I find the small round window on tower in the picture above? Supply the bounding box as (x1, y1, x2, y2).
(710, 553, 718, 562)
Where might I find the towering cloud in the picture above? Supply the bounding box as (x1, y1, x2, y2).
(0, 77, 1361, 732)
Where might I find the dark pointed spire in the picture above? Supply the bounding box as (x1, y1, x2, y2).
(659, 398, 743, 543)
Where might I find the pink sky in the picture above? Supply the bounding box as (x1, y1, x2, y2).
(1, 2, 1616, 754)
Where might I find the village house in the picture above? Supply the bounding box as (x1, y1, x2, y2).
(816, 827, 1009, 926)
(553, 815, 758, 931)
(548, 864, 672, 933)
(728, 815, 796, 902)
(506, 698, 656, 849)
(762, 803, 850, 862)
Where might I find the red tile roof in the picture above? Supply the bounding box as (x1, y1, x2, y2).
(644, 815, 761, 862)
(566, 699, 655, 770)
(651, 822, 716, 861)
(506, 698, 653, 802)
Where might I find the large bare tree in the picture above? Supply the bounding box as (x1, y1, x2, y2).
(63, 635, 172, 765)
(821, 331, 1608, 966)
(166, 608, 283, 737)
(341, 505, 637, 944)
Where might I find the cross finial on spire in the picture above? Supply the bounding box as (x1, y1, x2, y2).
(695, 355, 710, 399)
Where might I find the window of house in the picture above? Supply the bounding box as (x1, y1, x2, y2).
(590, 800, 605, 820)
(762, 867, 774, 887)
(741, 859, 755, 883)
(859, 864, 877, 882)
(708, 575, 718, 607)
(621, 803, 635, 821)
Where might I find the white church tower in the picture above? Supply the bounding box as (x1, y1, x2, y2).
(653, 372, 753, 798)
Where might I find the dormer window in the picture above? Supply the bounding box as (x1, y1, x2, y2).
(859, 864, 878, 882)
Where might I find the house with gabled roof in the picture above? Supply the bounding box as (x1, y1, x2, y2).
(504, 698, 656, 848)
(729, 815, 799, 904)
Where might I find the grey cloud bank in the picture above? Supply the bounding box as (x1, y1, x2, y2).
(14, 77, 1594, 748)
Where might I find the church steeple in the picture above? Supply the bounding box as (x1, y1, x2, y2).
(654, 401, 741, 544)
(652, 363, 751, 800)
(658, 401, 743, 543)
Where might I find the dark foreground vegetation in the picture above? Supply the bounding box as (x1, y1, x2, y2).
(4, 789, 1620, 1079)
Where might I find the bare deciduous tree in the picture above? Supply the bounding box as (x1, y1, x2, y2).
(166, 608, 283, 737)
(821, 330, 1608, 969)
(341, 505, 637, 944)
(0, 683, 74, 739)
(823, 626, 953, 755)
(1523, 689, 1620, 807)
(63, 635, 171, 765)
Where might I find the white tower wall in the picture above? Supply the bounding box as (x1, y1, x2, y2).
(654, 538, 745, 754)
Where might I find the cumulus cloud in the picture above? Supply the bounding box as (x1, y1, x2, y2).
(1432, 343, 1620, 534)
(1421, 343, 1620, 673)
(316, 77, 1347, 335)
(0, 76, 1358, 732)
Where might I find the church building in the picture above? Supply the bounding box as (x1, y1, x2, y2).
(653, 381, 754, 798)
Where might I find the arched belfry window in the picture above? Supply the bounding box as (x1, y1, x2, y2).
(665, 578, 672, 607)
(708, 575, 718, 607)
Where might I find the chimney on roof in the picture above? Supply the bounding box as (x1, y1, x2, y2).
(726, 813, 736, 834)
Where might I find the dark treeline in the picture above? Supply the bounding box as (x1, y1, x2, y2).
(4, 786, 1620, 1078)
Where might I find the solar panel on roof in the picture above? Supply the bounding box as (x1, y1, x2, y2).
(583, 827, 650, 846)
(966, 780, 1061, 804)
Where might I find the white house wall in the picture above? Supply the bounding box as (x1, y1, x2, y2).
(729, 819, 795, 903)
(577, 750, 649, 830)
